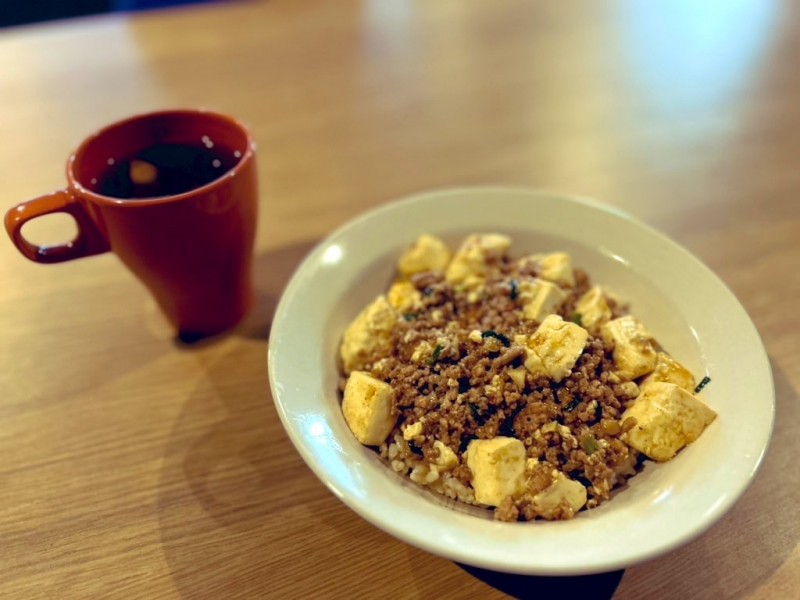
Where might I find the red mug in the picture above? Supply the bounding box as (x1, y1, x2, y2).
(4, 109, 258, 337)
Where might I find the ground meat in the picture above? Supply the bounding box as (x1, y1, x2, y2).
(348, 259, 644, 521)
(495, 496, 520, 522)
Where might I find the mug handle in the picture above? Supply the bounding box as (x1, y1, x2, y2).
(4, 189, 110, 263)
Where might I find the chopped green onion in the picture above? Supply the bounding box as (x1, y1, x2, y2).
(459, 433, 478, 453)
(565, 397, 581, 412)
(498, 404, 525, 437)
(509, 279, 518, 300)
(408, 441, 423, 455)
(427, 344, 443, 364)
(481, 330, 511, 347)
(568, 312, 583, 326)
(468, 403, 481, 419)
(694, 376, 711, 394)
(403, 313, 417, 321)
(580, 434, 598, 455)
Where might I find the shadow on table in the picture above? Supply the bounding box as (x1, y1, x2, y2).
(157, 328, 514, 598)
(457, 564, 624, 599)
(238, 239, 320, 341)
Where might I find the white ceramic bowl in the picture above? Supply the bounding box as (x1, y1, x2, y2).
(268, 188, 774, 575)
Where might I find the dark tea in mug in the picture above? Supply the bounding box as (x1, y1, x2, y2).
(93, 141, 242, 199)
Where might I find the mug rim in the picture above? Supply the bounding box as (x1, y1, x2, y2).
(66, 108, 256, 207)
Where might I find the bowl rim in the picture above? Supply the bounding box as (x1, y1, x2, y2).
(268, 186, 775, 575)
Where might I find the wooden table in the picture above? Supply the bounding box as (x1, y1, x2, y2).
(2, 1, 798, 598)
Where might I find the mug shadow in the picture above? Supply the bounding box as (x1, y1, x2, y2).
(238, 239, 320, 341)
(156, 339, 506, 599)
(156, 340, 315, 598)
(156, 239, 322, 598)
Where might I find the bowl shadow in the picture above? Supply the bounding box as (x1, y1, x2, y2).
(456, 564, 625, 599)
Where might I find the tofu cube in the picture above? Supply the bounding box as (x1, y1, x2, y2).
(410, 340, 434, 364)
(574, 286, 614, 329)
(507, 366, 527, 389)
(340, 295, 397, 374)
(402, 420, 423, 441)
(466, 437, 526, 506)
(519, 252, 575, 287)
(342, 371, 396, 446)
(519, 314, 589, 382)
(387, 280, 422, 313)
(433, 440, 459, 472)
(517, 278, 568, 322)
(618, 381, 640, 399)
(531, 470, 587, 520)
(445, 233, 511, 288)
(621, 382, 717, 461)
(639, 352, 696, 393)
(397, 234, 452, 276)
(601, 316, 657, 380)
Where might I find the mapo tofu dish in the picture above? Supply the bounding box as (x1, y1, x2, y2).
(338, 234, 716, 521)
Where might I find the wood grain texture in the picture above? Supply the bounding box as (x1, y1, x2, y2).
(1, 1, 798, 598)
